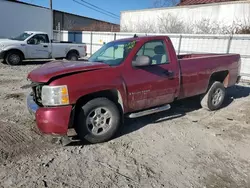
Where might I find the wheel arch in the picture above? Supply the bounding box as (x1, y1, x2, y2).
(66, 49, 80, 58)
(72, 89, 124, 128)
(4, 49, 25, 60)
(208, 70, 229, 88)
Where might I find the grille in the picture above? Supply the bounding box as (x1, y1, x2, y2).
(32, 84, 43, 105)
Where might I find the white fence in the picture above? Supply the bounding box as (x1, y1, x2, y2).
(54, 31, 250, 80)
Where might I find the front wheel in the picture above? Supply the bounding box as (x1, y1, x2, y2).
(200, 81, 226, 111)
(75, 98, 121, 144)
(5, 51, 23, 65)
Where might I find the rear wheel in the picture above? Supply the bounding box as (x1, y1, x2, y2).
(201, 81, 226, 111)
(66, 52, 78, 61)
(75, 98, 121, 144)
(5, 51, 23, 65)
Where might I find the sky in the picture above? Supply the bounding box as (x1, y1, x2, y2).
(20, 0, 155, 24)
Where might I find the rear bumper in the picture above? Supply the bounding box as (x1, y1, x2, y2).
(27, 94, 72, 135)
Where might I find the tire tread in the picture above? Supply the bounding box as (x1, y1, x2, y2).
(201, 81, 225, 111)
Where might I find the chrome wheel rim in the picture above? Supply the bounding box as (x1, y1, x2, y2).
(212, 88, 223, 106)
(9, 54, 20, 64)
(86, 107, 112, 135)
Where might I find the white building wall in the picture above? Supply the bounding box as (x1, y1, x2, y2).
(120, 1, 250, 33)
(0, 1, 52, 38)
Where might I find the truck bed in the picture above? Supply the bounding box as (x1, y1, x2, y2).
(177, 53, 225, 60)
(177, 53, 241, 99)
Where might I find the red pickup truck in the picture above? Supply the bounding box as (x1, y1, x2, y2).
(25, 36, 241, 143)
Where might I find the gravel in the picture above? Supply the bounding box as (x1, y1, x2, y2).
(0, 61, 250, 188)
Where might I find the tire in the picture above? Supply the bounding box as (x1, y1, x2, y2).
(200, 81, 226, 111)
(5, 51, 23, 65)
(75, 98, 121, 144)
(66, 52, 78, 61)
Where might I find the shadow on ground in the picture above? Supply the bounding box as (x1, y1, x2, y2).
(66, 85, 250, 146)
(222, 84, 250, 108)
(22, 60, 53, 65)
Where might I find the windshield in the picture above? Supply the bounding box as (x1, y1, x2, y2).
(11, 32, 32, 41)
(88, 40, 136, 66)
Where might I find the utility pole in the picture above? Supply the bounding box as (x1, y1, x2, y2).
(50, 0, 53, 40)
(50, 0, 53, 58)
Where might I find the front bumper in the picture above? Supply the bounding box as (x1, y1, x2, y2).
(27, 94, 72, 135)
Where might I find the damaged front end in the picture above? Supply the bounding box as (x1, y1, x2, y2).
(22, 81, 72, 136)
(22, 81, 44, 118)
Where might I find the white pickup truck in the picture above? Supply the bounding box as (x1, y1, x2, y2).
(0, 31, 87, 65)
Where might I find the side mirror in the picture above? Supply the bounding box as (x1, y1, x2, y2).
(132, 55, 151, 67)
(28, 38, 35, 45)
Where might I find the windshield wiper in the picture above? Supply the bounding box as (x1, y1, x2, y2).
(89, 60, 105, 63)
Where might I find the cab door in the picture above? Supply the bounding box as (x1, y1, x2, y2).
(26, 34, 50, 59)
(123, 40, 179, 111)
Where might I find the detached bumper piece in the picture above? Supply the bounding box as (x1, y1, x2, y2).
(27, 94, 39, 118)
(27, 93, 72, 135)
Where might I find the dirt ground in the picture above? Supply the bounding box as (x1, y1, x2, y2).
(0, 61, 250, 188)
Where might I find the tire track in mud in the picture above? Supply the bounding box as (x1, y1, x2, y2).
(0, 120, 54, 163)
(0, 64, 52, 164)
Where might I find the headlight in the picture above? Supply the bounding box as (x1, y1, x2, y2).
(41, 85, 69, 106)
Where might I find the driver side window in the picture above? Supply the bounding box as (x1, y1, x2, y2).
(27, 34, 49, 45)
(134, 40, 169, 65)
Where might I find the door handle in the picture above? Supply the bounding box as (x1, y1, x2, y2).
(43, 45, 48, 48)
(163, 70, 174, 79)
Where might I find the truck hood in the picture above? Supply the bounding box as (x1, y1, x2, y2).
(0, 39, 13, 43)
(0, 39, 23, 47)
(28, 61, 110, 83)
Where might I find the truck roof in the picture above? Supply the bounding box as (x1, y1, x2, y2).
(24, 31, 48, 34)
(114, 35, 170, 42)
